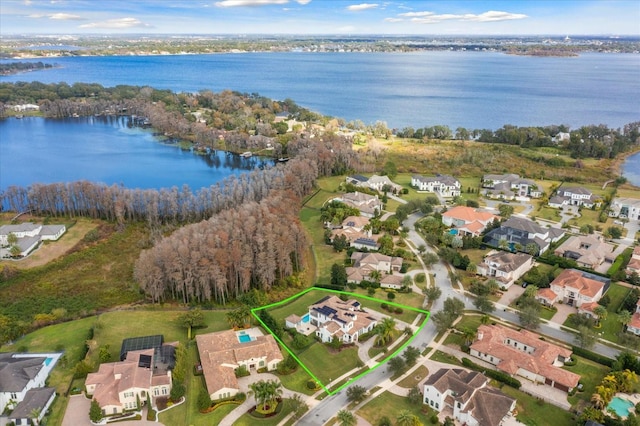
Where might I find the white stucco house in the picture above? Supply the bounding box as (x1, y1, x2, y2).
(309, 295, 378, 344)
(411, 174, 461, 198)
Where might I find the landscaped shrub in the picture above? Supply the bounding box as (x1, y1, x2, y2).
(307, 379, 319, 390)
(395, 307, 403, 314)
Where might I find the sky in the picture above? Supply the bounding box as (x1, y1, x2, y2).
(1, 0, 639, 36)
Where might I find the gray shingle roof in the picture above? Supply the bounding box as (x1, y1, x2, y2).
(0, 353, 46, 392)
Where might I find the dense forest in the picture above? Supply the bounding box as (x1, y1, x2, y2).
(134, 190, 307, 304)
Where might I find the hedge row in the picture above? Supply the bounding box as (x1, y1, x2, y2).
(461, 357, 522, 389)
(570, 346, 614, 368)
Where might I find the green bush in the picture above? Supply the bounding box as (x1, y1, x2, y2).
(571, 346, 614, 367)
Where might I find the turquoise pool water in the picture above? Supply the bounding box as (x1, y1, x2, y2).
(302, 314, 310, 323)
(608, 397, 634, 417)
(44, 357, 53, 366)
(238, 334, 252, 343)
(449, 229, 458, 235)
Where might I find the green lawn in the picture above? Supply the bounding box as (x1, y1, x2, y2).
(565, 356, 611, 407)
(357, 391, 434, 426)
(429, 350, 462, 366)
(397, 365, 429, 388)
(276, 367, 315, 395)
(89, 310, 231, 363)
(540, 305, 557, 321)
(567, 208, 606, 229)
(296, 343, 361, 385)
(535, 206, 562, 222)
(299, 207, 346, 283)
(232, 398, 295, 426)
(349, 287, 423, 324)
(500, 385, 575, 426)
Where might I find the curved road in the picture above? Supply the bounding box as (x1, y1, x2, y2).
(299, 211, 626, 425)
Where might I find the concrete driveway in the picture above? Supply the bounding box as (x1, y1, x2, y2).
(62, 394, 164, 426)
(549, 303, 576, 326)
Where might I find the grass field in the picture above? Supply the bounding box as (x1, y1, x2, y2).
(0, 222, 147, 324)
(565, 356, 611, 407)
(299, 207, 346, 283)
(500, 385, 576, 426)
(397, 365, 429, 388)
(232, 398, 296, 426)
(296, 343, 361, 385)
(357, 391, 434, 426)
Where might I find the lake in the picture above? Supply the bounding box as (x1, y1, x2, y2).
(2, 51, 639, 130)
(0, 116, 273, 191)
(623, 151, 640, 187)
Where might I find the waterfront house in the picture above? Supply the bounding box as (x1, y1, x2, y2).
(609, 197, 640, 221)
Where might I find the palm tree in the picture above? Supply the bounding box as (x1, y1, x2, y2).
(337, 409, 356, 426)
(397, 410, 422, 426)
(593, 305, 608, 326)
(618, 310, 632, 330)
(374, 317, 396, 346)
(248, 379, 282, 412)
(248, 380, 269, 411)
(591, 393, 605, 410)
(480, 314, 491, 325)
(461, 327, 477, 346)
(595, 384, 615, 404)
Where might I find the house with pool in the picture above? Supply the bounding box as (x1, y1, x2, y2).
(0, 352, 62, 416)
(293, 295, 378, 344)
(196, 328, 283, 401)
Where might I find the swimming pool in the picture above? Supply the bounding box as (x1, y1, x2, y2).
(44, 357, 53, 367)
(449, 229, 458, 235)
(238, 334, 252, 343)
(302, 314, 310, 323)
(608, 396, 634, 417)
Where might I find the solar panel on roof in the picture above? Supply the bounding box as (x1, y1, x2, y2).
(138, 354, 152, 369)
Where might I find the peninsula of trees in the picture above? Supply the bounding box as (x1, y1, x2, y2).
(0, 61, 54, 76)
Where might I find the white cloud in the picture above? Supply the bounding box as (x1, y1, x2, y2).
(347, 3, 378, 12)
(467, 11, 528, 22)
(392, 10, 527, 24)
(215, 0, 288, 7)
(49, 13, 82, 20)
(27, 12, 83, 20)
(79, 17, 152, 29)
(296, 0, 311, 4)
(398, 11, 434, 18)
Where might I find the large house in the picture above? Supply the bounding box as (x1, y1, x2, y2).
(469, 324, 580, 392)
(609, 197, 640, 221)
(481, 173, 541, 200)
(346, 252, 404, 286)
(346, 175, 402, 194)
(441, 206, 499, 237)
(8, 387, 56, 426)
(308, 296, 378, 344)
(196, 328, 282, 401)
(548, 186, 602, 209)
(330, 216, 380, 251)
(0, 352, 61, 415)
(0, 223, 66, 257)
(423, 368, 516, 426)
(85, 337, 176, 415)
(476, 250, 534, 289)
(536, 269, 609, 308)
(411, 175, 461, 198)
(625, 299, 640, 336)
(554, 234, 617, 270)
(335, 192, 384, 218)
(483, 217, 565, 255)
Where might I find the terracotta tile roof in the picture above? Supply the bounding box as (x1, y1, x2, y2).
(442, 206, 498, 224)
(196, 329, 283, 397)
(578, 302, 599, 314)
(537, 288, 558, 302)
(551, 269, 605, 299)
(85, 349, 159, 409)
(470, 324, 579, 390)
(629, 313, 640, 330)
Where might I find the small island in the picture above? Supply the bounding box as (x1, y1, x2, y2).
(0, 61, 55, 76)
